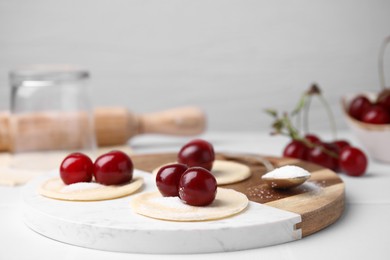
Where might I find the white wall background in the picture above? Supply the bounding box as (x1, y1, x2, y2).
(0, 0, 389, 133)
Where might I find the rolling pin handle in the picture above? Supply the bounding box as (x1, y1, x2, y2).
(137, 107, 206, 136)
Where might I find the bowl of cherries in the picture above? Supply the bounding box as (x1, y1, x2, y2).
(342, 36, 390, 163)
(342, 89, 390, 163)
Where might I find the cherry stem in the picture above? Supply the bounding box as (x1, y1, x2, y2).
(379, 35, 390, 90)
(282, 113, 301, 140)
(303, 84, 337, 139)
(266, 84, 339, 158)
(296, 103, 302, 133)
(303, 95, 311, 134)
(318, 94, 337, 139)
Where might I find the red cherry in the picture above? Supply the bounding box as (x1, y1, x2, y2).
(378, 88, 390, 101)
(332, 140, 351, 151)
(304, 134, 323, 156)
(156, 163, 188, 197)
(178, 139, 215, 171)
(361, 105, 390, 124)
(60, 153, 93, 185)
(323, 142, 341, 171)
(178, 167, 217, 206)
(283, 140, 308, 160)
(348, 95, 371, 120)
(377, 93, 390, 112)
(304, 134, 321, 144)
(307, 144, 338, 171)
(377, 89, 390, 109)
(93, 150, 133, 185)
(339, 146, 367, 177)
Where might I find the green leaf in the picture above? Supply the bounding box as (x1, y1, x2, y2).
(272, 119, 284, 132)
(264, 109, 278, 118)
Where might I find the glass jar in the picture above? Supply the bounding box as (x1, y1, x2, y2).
(9, 64, 96, 170)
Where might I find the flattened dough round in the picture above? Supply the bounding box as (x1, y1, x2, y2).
(152, 160, 251, 185)
(38, 177, 143, 201)
(130, 188, 249, 222)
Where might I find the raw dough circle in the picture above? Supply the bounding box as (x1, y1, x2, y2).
(0, 145, 133, 186)
(38, 177, 143, 201)
(152, 160, 251, 185)
(130, 188, 249, 222)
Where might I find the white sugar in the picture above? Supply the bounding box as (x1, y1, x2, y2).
(61, 182, 105, 193)
(300, 181, 322, 193)
(262, 165, 310, 179)
(150, 196, 191, 210)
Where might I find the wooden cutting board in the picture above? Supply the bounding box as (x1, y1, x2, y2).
(22, 152, 344, 254)
(132, 152, 345, 238)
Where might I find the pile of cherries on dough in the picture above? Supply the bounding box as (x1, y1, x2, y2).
(348, 90, 390, 124)
(283, 134, 368, 177)
(60, 150, 134, 186)
(156, 139, 218, 207)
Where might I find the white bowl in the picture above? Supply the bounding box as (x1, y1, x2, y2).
(342, 92, 390, 163)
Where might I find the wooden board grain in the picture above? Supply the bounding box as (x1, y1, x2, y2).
(132, 152, 345, 238)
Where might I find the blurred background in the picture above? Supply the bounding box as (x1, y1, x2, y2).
(0, 0, 389, 132)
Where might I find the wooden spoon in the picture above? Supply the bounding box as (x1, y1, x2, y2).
(262, 175, 310, 189)
(261, 165, 310, 189)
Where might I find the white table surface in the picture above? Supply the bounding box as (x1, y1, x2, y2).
(1, 131, 389, 260)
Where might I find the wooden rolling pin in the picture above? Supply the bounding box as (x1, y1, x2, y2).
(0, 106, 206, 152)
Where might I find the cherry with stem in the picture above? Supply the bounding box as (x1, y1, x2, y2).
(266, 84, 368, 176)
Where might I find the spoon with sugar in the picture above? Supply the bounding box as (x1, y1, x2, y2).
(261, 165, 311, 189)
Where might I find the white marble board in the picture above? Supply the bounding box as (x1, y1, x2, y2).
(21, 169, 301, 254)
